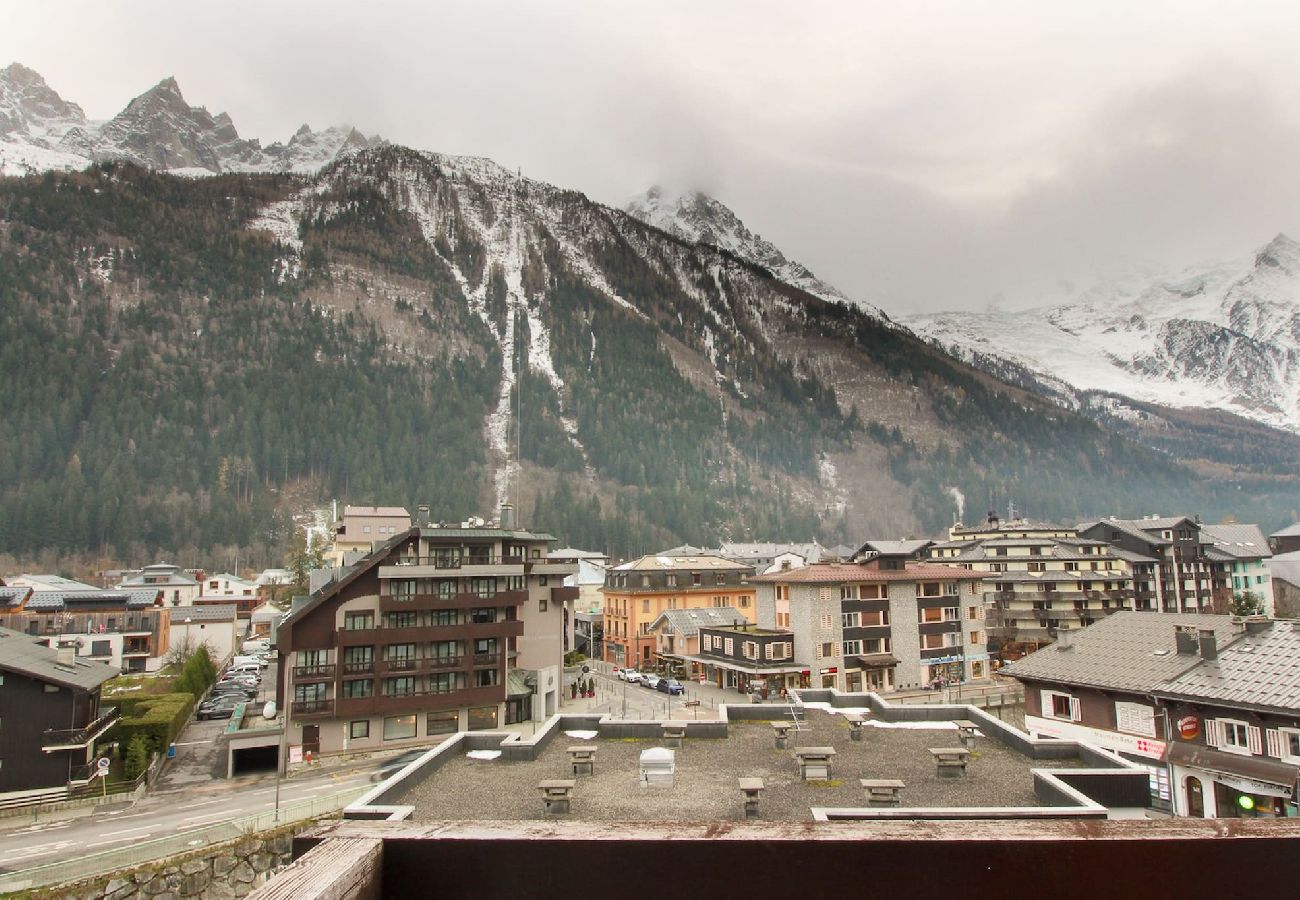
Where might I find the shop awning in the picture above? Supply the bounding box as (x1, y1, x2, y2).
(852, 654, 900, 669)
(1166, 742, 1300, 798)
(507, 669, 533, 698)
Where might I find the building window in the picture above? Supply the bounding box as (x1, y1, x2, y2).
(474, 669, 499, 687)
(540, 594, 549, 612)
(863, 638, 891, 654)
(715, 573, 726, 585)
(861, 610, 889, 627)
(820, 641, 838, 658)
(841, 612, 860, 628)
(344, 612, 374, 631)
(1210, 718, 1259, 756)
(468, 706, 498, 730)
(1274, 728, 1300, 763)
(742, 641, 758, 660)
(430, 672, 461, 693)
(427, 711, 459, 735)
(349, 720, 370, 740)
(384, 677, 417, 696)
(843, 640, 862, 656)
(666, 575, 678, 587)
(776, 585, 789, 601)
(343, 679, 373, 698)
(969, 630, 983, 644)
(967, 606, 979, 620)
(739, 595, 750, 608)
(1041, 690, 1080, 722)
(383, 715, 417, 741)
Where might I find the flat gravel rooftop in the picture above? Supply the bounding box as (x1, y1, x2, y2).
(397, 711, 1085, 822)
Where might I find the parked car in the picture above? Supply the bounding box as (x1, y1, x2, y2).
(370, 749, 428, 783)
(617, 668, 641, 683)
(211, 682, 257, 699)
(196, 695, 244, 720)
(640, 674, 661, 690)
(656, 678, 684, 696)
(220, 672, 259, 686)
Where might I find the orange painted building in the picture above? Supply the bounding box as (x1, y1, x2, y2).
(601, 553, 756, 669)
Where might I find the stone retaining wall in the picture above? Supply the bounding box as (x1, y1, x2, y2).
(31, 824, 307, 899)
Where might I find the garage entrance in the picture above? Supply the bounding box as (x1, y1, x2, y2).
(231, 744, 279, 776)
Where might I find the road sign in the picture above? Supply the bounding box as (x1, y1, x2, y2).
(96, 757, 110, 772)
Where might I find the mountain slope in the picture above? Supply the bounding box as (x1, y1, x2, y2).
(626, 186, 890, 321)
(0, 64, 380, 176)
(906, 235, 1300, 434)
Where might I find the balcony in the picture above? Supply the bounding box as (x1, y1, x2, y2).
(551, 586, 579, 604)
(381, 658, 428, 675)
(291, 699, 335, 718)
(293, 664, 336, 681)
(428, 656, 464, 671)
(472, 652, 501, 667)
(334, 685, 505, 718)
(342, 660, 376, 676)
(337, 627, 380, 647)
(379, 590, 529, 612)
(42, 706, 119, 752)
(379, 555, 526, 579)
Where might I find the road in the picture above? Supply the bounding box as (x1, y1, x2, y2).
(0, 763, 374, 873)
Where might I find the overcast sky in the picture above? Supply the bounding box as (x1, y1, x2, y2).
(7, 1, 1300, 314)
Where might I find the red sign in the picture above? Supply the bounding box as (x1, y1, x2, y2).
(1178, 715, 1199, 740)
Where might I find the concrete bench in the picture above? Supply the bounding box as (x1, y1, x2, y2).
(739, 777, 764, 819)
(860, 778, 905, 808)
(539, 779, 575, 815)
(772, 722, 793, 749)
(662, 724, 686, 748)
(794, 747, 837, 781)
(929, 747, 970, 778)
(845, 713, 867, 742)
(954, 720, 979, 749)
(567, 746, 597, 776)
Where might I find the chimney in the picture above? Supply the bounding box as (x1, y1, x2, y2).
(56, 643, 76, 667)
(1055, 630, 1074, 650)
(1198, 629, 1218, 661)
(1244, 616, 1270, 635)
(417, 505, 430, 526)
(1174, 626, 1198, 655)
(500, 503, 516, 530)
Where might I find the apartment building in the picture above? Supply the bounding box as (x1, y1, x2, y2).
(695, 623, 801, 693)
(753, 555, 986, 692)
(0, 586, 170, 672)
(327, 505, 412, 566)
(195, 572, 260, 618)
(601, 553, 756, 669)
(1008, 612, 1300, 818)
(276, 523, 575, 756)
(928, 535, 1142, 641)
(118, 563, 201, 608)
(1077, 516, 1228, 613)
(0, 626, 119, 797)
(1202, 523, 1274, 615)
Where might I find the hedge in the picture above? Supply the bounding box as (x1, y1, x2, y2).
(110, 692, 197, 755)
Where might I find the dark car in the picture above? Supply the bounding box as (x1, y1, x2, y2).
(210, 684, 257, 700)
(196, 695, 244, 720)
(656, 678, 684, 695)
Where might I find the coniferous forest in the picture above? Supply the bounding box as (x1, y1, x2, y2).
(1, 155, 1297, 570)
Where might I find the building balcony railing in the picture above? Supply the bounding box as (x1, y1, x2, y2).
(428, 655, 464, 671)
(342, 660, 376, 675)
(381, 658, 426, 674)
(42, 706, 120, 751)
(472, 652, 501, 667)
(334, 685, 504, 718)
(291, 699, 335, 718)
(293, 664, 336, 681)
(378, 590, 530, 612)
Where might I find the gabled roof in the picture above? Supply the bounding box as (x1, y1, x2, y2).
(24, 588, 161, 612)
(1200, 523, 1272, 561)
(280, 529, 416, 632)
(614, 554, 752, 573)
(0, 626, 118, 691)
(0, 586, 32, 608)
(1272, 522, 1300, 539)
(649, 607, 749, 637)
(1004, 612, 1240, 693)
(852, 539, 934, 558)
(173, 604, 238, 622)
(1272, 551, 1300, 589)
(11, 574, 99, 592)
(342, 505, 411, 518)
(1155, 620, 1300, 713)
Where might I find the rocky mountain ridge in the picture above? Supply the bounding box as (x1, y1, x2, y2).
(0, 63, 380, 176)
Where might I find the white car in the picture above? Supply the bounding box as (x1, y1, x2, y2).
(618, 668, 641, 683)
(640, 674, 661, 690)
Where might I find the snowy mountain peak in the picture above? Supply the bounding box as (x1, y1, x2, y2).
(0, 64, 381, 176)
(625, 186, 888, 321)
(1255, 233, 1300, 273)
(0, 62, 85, 137)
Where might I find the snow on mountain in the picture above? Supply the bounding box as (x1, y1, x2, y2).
(905, 235, 1300, 433)
(626, 186, 891, 322)
(0, 64, 380, 176)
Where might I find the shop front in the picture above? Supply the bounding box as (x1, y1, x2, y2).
(1168, 742, 1300, 818)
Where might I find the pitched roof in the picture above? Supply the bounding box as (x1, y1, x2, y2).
(24, 588, 161, 611)
(1272, 522, 1300, 539)
(0, 626, 119, 690)
(0, 586, 32, 608)
(614, 554, 752, 573)
(1200, 523, 1272, 560)
(649, 607, 749, 637)
(1004, 611, 1240, 692)
(342, 505, 411, 518)
(752, 562, 983, 584)
(1155, 620, 1300, 713)
(173, 604, 238, 622)
(1272, 551, 1300, 589)
(852, 539, 934, 558)
(11, 574, 100, 591)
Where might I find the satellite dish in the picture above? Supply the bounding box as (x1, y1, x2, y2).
(262, 700, 277, 719)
